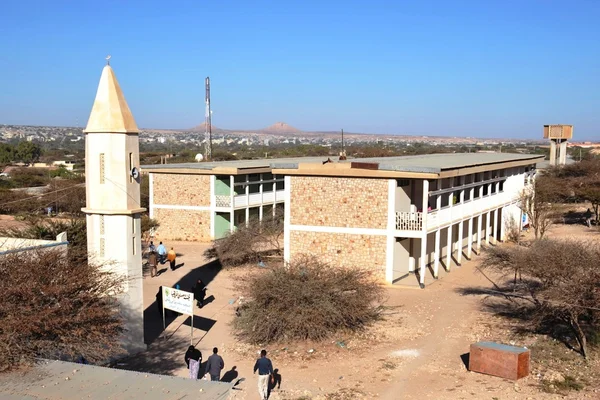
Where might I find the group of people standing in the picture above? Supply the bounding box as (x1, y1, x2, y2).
(148, 241, 177, 277)
(185, 345, 276, 400)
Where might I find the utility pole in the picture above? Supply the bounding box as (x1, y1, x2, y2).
(204, 77, 212, 161)
(340, 128, 346, 160)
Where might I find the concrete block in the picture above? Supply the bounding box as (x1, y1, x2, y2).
(469, 341, 530, 380)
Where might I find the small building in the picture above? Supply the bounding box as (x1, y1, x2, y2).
(142, 159, 298, 241)
(0, 232, 68, 256)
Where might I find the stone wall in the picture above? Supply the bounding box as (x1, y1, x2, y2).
(153, 208, 211, 242)
(289, 231, 387, 280)
(153, 173, 211, 206)
(290, 177, 388, 229)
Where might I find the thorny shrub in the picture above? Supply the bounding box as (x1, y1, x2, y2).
(0, 249, 126, 371)
(233, 256, 384, 343)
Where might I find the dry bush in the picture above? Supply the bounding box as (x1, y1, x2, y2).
(504, 217, 522, 244)
(0, 249, 126, 372)
(483, 239, 600, 358)
(519, 177, 562, 239)
(205, 211, 283, 267)
(233, 256, 384, 343)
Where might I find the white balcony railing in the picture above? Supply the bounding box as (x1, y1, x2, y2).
(395, 191, 516, 232)
(215, 190, 286, 209)
(396, 211, 423, 231)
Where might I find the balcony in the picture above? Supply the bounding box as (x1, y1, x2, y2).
(395, 191, 514, 232)
(396, 211, 423, 231)
(214, 190, 286, 208)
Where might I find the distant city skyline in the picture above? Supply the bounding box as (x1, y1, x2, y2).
(1, 1, 598, 140)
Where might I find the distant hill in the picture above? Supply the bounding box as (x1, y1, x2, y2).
(189, 122, 224, 133)
(260, 122, 301, 135)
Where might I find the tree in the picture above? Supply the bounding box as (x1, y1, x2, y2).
(0, 249, 126, 371)
(233, 256, 384, 343)
(205, 211, 284, 267)
(518, 176, 561, 239)
(483, 239, 600, 358)
(15, 141, 42, 164)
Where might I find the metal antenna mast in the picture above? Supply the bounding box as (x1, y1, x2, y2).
(204, 77, 212, 161)
(339, 128, 347, 160)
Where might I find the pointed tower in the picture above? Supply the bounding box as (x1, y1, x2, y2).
(83, 63, 146, 353)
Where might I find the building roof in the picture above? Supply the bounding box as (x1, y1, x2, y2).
(142, 153, 544, 178)
(84, 65, 139, 134)
(0, 360, 233, 400)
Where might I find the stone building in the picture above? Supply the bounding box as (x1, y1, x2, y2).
(273, 153, 543, 287)
(145, 153, 543, 287)
(142, 159, 296, 241)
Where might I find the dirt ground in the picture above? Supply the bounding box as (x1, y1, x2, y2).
(1, 213, 598, 399)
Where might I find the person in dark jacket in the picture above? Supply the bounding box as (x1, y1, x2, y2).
(193, 278, 206, 308)
(205, 347, 225, 381)
(254, 349, 274, 400)
(185, 345, 202, 379)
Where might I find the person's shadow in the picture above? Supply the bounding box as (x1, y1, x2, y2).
(268, 368, 282, 396)
(221, 366, 239, 383)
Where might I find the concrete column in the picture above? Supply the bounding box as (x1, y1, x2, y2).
(259, 174, 263, 221)
(476, 214, 482, 254)
(245, 175, 250, 226)
(550, 140, 557, 166)
(492, 208, 498, 244)
(500, 207, 505, 241)
(229, 175, 235, 232)
(486, 211, 491, 245)
(446, 180, 453, 271)
(419, 235, 427, 288)
(210, 175, 215, 239)
(283, 176, 291, 263)
(457, 220, 463, 265)
(148, 173, 154, 219)
(559, 140, 567, 165)
(433, 229, 440, 278)
(467, 217, 473, 259)
(385, 179, 396, 283)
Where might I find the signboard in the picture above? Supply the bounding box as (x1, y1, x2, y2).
(162, 287, 194, 316)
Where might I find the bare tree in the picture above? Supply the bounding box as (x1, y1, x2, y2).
(483, 239, 600, 358)
(0, 249, 126, 371)
(519, 177, 561, 239)
(205, 210, 283, 267)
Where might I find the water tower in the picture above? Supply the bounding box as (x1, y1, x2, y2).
(543, 124, 573, 166)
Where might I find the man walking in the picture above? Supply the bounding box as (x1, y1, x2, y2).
(584, 208, 593, 228)
(254, 349, 274, 400)
(167, 247, 177, 270)
(148, 251, 158, 278)
(157, 241, 167, 264)
(205, 347, 224, 381)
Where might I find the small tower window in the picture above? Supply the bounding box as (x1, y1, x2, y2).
(99, 215, 105, 235)
(132, 237, 136, 255)
(99, 154, 105, 184)
(99, 237, 105, 258)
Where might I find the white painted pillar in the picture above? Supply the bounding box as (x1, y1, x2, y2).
(419, 234, 427, 288)
(433, 229, 440, 278)
(245, 175, 250, 226)
(549, 140, 557, 166)
(476, 214, 482, 253)
(259, 174, 263, 221)
(210, 175, 215, 239)
(385, 179, 396, 283)
(485, 211, 491, 245)
(457, 176, 465, 265)
(559, 140, 567, 165)
(229, 175, 235, 232)
(419, 179, 429, 288)
(445, 181, 454, 271)
(500, 206, 506, 241)
(283, 176, 291, 264)
(492, 208, 498, 244)
(467, 217, 473, 259)
(148, 172, 154, 219)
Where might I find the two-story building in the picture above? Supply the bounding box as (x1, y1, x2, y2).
(143, 159, 299, 241)
(272, 153, 543, 287)
(144, 153, 543, 287)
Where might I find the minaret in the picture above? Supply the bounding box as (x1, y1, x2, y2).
(82, 61, 146, 353)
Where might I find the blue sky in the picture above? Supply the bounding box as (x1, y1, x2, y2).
(1, 0, 598, 139)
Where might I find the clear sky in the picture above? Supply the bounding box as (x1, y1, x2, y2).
(1, 0, 598, 139)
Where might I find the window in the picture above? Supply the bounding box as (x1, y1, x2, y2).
(99, 215, 105, 235)
(132, 237, 136, 255)
(99, 237, 105, 258)
(397, 179, 410, 187)
(99, 153, 105, 184)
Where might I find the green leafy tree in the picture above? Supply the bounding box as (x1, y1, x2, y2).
(15, 141, 42, 164)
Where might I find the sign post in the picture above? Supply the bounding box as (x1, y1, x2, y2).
(161, 286, 195, 344)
